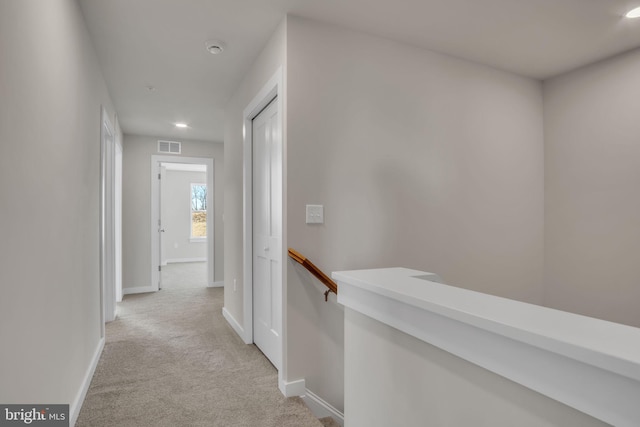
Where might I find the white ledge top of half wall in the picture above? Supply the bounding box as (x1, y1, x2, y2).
(333, 267, 640, 427)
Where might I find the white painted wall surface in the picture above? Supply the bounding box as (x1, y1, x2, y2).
(161, 169, 207, 262)
(0, 0, 117, 416)
(223, 20, 286, 335)
(122, 134, 224, 289)
(336, 267, 640, 426)
(543, 48, 640, 328)
(285, 16, 544, 411)
(344, 309, 608, 427)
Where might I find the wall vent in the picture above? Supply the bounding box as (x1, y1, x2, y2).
(158, 140, 181, 154)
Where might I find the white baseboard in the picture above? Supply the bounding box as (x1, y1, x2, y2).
(70, 337, 105, 426)
(302, 389, 344, 426)
(208, 281, 224, 288)
(279, 377, 306, 397)
(222, 307, 251, 343)
(165, 257, 206, 264)
(123, 285, 155, 295)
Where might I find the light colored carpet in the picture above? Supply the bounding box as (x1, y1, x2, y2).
(319, 416, 341, 427)
(161, 261, 207, 289)
(77, 287, 324, 427)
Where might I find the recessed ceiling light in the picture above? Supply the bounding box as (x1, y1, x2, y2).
(205, 40, 225, 55)
(146, 85, 157, 92)
(626, 6, 640, 18)
(175, 123, 188, 128)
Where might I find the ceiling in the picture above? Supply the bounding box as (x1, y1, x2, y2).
(79, 0, 640, 142)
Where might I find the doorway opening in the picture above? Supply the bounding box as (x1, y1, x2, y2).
(151, 156, 215, 291)
(160, 162, 208, 289)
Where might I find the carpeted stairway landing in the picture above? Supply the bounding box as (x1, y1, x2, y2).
(77, 287, 326, 427)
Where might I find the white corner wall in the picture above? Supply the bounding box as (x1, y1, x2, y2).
(543, 48, 640, 328)
(287, 17, 544, 409)
(122, 134, 224, 289)
(223, 20, 286, 336)
(0, 0, 116, 416)
(285, 16, 545, 412)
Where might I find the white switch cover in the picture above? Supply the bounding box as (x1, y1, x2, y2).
(306, 204, 324, 224)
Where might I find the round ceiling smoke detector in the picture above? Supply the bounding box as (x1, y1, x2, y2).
(205, 40, 225, 55)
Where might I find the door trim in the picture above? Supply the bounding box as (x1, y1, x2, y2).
(114, 116, 123, 303)
(241, 68, 285, 369)
(150, 155, 215, 291)
(100, 106, 116, 331)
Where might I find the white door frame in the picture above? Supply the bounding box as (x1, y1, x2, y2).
(150, 155, 215, 291)
(242, 68, 285, 373)
(100, 106, 117, 329)
(114, 117, 123, 303)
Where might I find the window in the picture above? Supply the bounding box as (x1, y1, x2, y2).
(191, 183, 207, 239)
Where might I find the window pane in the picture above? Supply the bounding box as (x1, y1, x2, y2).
(192, 211, 206, 237)
(191, 183, 207, 238)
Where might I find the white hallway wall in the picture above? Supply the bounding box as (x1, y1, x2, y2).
(285, 16, 545, 411)
(122, 134, 224, 289)
(223, 20, 286, 333)
(161, 169, 207, 263)
(287, 16, 544, 305)
(543, 47, 640, 328)
(0, 0, 117, 411)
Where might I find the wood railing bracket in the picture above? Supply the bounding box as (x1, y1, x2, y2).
(288, 248, 338, 302)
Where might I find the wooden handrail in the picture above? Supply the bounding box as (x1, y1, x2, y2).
(288, 248, 338, 301)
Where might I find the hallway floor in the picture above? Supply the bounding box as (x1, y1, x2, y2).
(160, 261, 208, 289)
(76, 287, 324, 426)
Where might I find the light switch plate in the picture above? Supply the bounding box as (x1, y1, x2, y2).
(306, 204, 324, 224)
